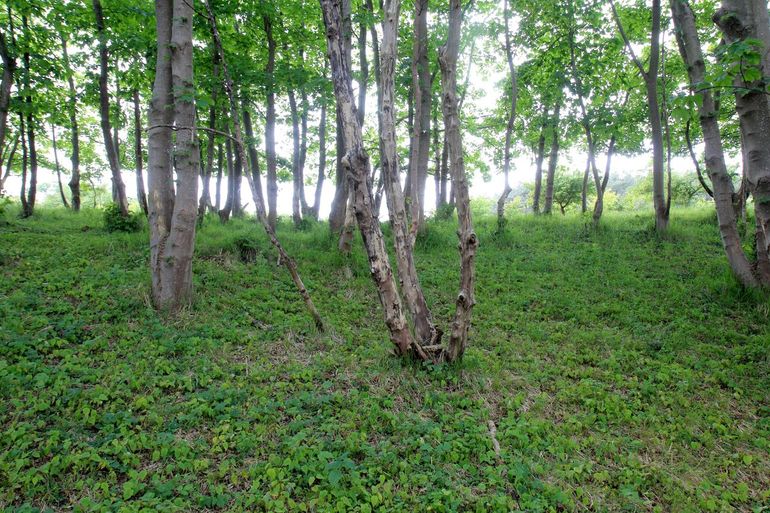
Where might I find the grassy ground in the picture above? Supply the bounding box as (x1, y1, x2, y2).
(0, 206, 768, 512)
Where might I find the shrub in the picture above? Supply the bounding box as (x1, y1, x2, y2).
(103, 203, 141, 233)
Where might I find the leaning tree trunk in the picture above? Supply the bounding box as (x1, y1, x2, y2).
(543, 101, 561, 215)
(320, 0, 415, 355)
(497, 0, 517, 228)
(93, 0, 129, 216)
(671, 0, 759, 288)
(263, 14, 278, 229)
(60, 35, 80, 211)
(439, 0, 478, 362)
(714, 0, 770, 275)
(205, 0, 324, 330)
(379, 0, 439, 347)
(147, 0, 200, 311)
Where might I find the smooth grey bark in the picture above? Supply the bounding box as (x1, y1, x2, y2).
(671, 0, 758, 287)
(379, 0, 439, 348)
(543, 102, 561, 215)
(148, 0, 198, 311)
(321, 0, 415, 355)
(60, 35, 80, 211)
(205, 0, 324, 330)
(288, 89, 304, 227)
(439, 0, 478, 362)
(93, 0, 128, 216)
(215, 142, 223, 211)
(714, 0, 770, 283)
(611, 0, 668, 231)
(199, 50, 219, 219)
(497, 0, 517, 227)
(408, 0, 430, 236)
(219, 130, 234, 222)
(264, 14, 278, 230)
(21, 17, 36, 218)
(310, 93, 327, 220)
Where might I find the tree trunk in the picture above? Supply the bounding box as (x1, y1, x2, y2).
(219, 131, 234, 222)
(320, 0, 415, 355)
(532, 114, 547, 214)
(199, 50, 219, 219)
(672, 0, 758, 287)
(21, 18, 36, 218)
(714, 0, 770, 282)
(133, 89, 148, 216)
(611, 0, 667, 231)
(379, 0, 439, 347)
(310, 94, 327, 220)
(60, 35, 80, 211)
(581, 154, 590, 213)
(497, 0, 517, 228)
(289, 89, 303, 227)
(264, 14, 278, 229)
(543, 101, 561, 215)
(51, 123, 70, 208)
(439, 0, 478, 362)
(215, 142, 223, 211)
(0, 33, 15, 172)
(206, 0, 324, 331)
(408, 0, 430, 237)
(0, 133, 18, 193)
(242, 103, 265, 211)
(299, 85, 310, 215)
(93, 0, 129, 216)
(19, 114, 27, 214)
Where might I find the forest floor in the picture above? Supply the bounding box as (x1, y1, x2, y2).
(1, 206, 769, 512)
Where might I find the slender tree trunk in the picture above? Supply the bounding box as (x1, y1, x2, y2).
(289, 89, 303, 227)
(497, 0, 517, 228)
(264, 15, 278, 229)
(408, 0, 430, 236)
(199, 50, 219, 219)
(215, 142, 223, 211)
(21, 18, 36, 218)
(242, 103, 265, 211)
(93, 0, 129, 216)
(60, 35, 80, 211)
(379, 0, 439, 347)
(532, 115, 547, 214)
(219, 131, 234, 222)
(321, 0, 414, 354)
(311, 95, 327, 220)
(51, 123, 70, 208)
(0, 33, 15, 169)
(543, 101, 561, 215)
(714, 0, 770, 281)
(299, 85, 310, 215)
(133, 89, 148, 215)
(612, 0, 667, 231)
(581, 154, 590, 213)
(232, 131, 243, 216)
(0, 133, 17, 193)
(439, 0, 478, 362)
(19, 114, 27, 213)
(206, 0, 324, 330)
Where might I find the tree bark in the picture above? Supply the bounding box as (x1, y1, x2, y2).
(21, 17, 36, 218)
(215, 142, 223, 211)
(60, 35, 80, 211)
(0, 33, 15, 172)
(714, 0, 770, 282)
(289, 89, 304, 227)
(242, 102, 265, 211)
(532, 114, 547, 214)
(671, 0, 758, 287)
(206, 0, 324, 331)
(408, 0, 430, 236)
(93, 0, 129, 216)
(0, 133, 18, 193)
(439, 0, 478, 362)
(264, 14, 278, 229)
(497, 0, 517, 228)
(379, 0, 439, 347)
(310, 94, 327, 220)
(611, 0, 667, 231)
(321, 0, 415, 355)
(199, 50, 219, 219)
(219, 129, 234, 222)
(543, 102, 561, 215)
(51, 123, 70, 208)
(133, 89, 148, 216)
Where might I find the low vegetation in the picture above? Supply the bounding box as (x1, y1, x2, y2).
(1, 206, 768, 512)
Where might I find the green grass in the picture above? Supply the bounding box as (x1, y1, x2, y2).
(0, 206, 768, 512)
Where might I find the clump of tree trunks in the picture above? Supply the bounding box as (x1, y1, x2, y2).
(320, 0, 477, 362)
